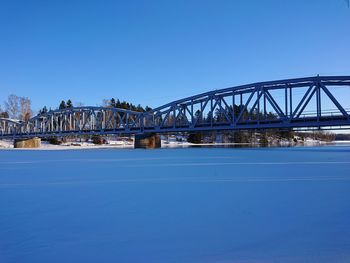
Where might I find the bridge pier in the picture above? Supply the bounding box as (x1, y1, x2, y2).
(14, 137, 41, 148)
(134, 133, 161, 149)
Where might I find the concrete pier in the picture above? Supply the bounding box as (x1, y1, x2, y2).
(14, 138, 41, 148)
(134, 133, 161, 149)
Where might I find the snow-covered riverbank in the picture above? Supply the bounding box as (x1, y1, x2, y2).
(1, 138, 347, 150)
(0, 139, 134, 150)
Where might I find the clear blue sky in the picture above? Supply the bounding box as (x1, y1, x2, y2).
(0, 0, 349, 112)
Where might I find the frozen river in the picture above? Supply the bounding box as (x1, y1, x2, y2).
(1, 146, 350, 263)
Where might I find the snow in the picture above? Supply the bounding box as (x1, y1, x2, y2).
(0, 136, 342, 150)
(0, 140, 13, 149)
(334, 140, 350, 144)
(1, 146, 350, 262)
(0, 140, 134, 150)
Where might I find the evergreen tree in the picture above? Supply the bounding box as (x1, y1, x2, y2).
(136, 104, 144, 112)
(39, 106, 48, 114)
(59, 100, 66, 109)
(116, 99, 121, 108)
(121, 101, 127, 109)
(102, 98, 149, 112)
(110, 98, 116, 107)
(66, 99, 73, 108)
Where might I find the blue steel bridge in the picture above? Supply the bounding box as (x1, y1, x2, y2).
(1, 75, 350, 139)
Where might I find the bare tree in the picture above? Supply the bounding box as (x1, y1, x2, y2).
(20, 97, 32, 121)
(102, 99, 110, 107)
(4, 94, 32, 121)
(5, 94, 20, 119)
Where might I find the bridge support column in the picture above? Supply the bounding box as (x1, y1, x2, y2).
(134, 133, 161, 149)
(14, 137, 41, 148)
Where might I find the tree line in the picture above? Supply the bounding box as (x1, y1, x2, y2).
(1, 95, 152, 121)
(102, 98, 152, 112)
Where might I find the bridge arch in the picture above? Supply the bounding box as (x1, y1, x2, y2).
(143, 76, 350, 133)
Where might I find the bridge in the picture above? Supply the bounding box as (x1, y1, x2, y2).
(1, 76, 350, 144)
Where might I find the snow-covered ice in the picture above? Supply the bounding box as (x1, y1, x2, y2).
(1, 146, 350, 262)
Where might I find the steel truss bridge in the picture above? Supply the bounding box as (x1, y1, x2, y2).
(1, 76, 350, 139)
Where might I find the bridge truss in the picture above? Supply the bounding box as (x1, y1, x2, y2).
(1, 76, 349, 139)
